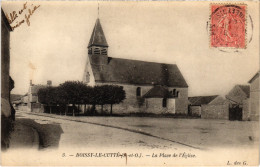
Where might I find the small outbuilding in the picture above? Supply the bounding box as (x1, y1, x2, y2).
(143, 85, 178, 114)
(226, 85, 250, 121)
(188, 95, 226, 118)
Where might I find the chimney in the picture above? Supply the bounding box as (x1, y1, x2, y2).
(47, 80, 52, 86)
(30, 80, 32, 86)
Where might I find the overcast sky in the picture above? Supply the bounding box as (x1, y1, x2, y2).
(2, 1, 259, 96)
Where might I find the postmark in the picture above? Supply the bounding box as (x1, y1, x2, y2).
(210, 4, 247, 49)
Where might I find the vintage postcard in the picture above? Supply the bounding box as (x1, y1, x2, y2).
(1, 1, 259, 166)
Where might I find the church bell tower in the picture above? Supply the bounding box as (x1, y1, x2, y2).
(88, 18, 109, 65)
(88, 18, 108, 56)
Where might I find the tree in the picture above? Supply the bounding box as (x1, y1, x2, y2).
(38, 86, 58, 113)
(58, 81, 88, 116)
(38, 88, 48, 105)
(93, 85, 110, 113)
(104, 85, 126, 115)
(81, 85, 93, 114)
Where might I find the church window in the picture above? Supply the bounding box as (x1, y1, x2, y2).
(101, 48, 107, 55)
(176, 91, 179, 97)
(162, 98, 167, 107)
(136, 87, 141, 96)
(94, 48, 101, 54)
(172, 89, 176, 96)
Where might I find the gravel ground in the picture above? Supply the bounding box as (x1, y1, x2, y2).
(2, 110, 259, 166)
(17, 110, 259, 150)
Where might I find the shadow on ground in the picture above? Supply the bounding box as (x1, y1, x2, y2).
(14, 118, 63, 149)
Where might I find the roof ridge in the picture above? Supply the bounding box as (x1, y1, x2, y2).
(108, 56, 177, 66)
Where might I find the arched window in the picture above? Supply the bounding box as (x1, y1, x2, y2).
(136, 87, 141, 96)
(172, 89, 176, 96)
(162, 98, 167, 108)
(176, 91, 179, 97)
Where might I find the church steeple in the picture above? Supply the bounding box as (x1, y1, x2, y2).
(88, 18, 108, 55)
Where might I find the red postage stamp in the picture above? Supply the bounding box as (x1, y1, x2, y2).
(210, 4, 247, 49)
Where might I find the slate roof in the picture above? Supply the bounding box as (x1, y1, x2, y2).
(248, 71, 259, 83)
(143, 85, 175, 98)
(90, 57, 188, 87)
(237, 85, 250, 98)
(188, 95, 218, 106)
(88, 18, 108, 47)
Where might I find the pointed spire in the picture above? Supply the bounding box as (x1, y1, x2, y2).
(88, 18, 108, 48)
(98, 3, 99, 18)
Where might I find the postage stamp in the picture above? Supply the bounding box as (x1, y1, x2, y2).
(210, 4, 247, 49)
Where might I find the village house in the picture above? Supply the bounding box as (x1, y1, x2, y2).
(16, 80, 52, 112)
(188, 95, 227, 119)
(14, 93, 29, 111)
(226, 85, 250, 121)
(248, 72, 259, 121)
(83, 18, 188, 114)
(27, 80, 53, 112)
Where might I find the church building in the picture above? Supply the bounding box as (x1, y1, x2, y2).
(83, 18, 188, 114)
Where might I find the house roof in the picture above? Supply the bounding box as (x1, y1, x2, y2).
(248, 71, 259, 83)
(188, 95, 218, 106)
(88, 18, 108, 47)
(90, 57, 188, 87)
(1, 8, 12, 31)
(143, 85, 175, 98)
(30, 85, 47, 94)
(237, 85, 250, 98)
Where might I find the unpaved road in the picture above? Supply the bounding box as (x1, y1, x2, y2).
(14, 110, 259, 151)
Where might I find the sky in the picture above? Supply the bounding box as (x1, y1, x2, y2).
(2, 1, 259, 96)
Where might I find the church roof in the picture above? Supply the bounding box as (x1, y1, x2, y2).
(88, 18, 108, 47)
(90, 57, 188, 87)
(143, 85, 175, 98)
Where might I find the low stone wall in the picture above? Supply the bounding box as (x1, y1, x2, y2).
(189, 106, 201, 116)
(201, 103, 229, 120)
(31, 103, 44, 113)
(18, 105, 30, 112)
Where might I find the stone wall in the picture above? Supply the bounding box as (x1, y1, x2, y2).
(167, 98, 176, 114)
(174, 87, 188, 114)
(95, 83, 153, 114)
(145, 98, 175, 114)
(242, 99, 250, 121)
(250, 77, 259, 121)
(189, 106, 201, 116)
(95, 82, 188, 114)
(145, 98, 165, 114)
(201, 103, 229, 120)
(31, 103, 44, 113)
